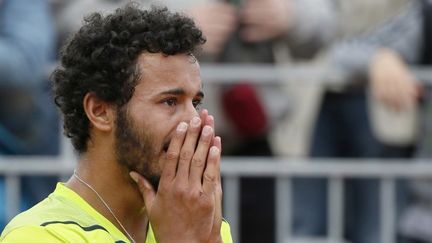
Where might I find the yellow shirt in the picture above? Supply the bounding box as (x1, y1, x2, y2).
(0, 183, 233, 243)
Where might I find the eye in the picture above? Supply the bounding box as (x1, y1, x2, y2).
(163, 97, 177, 107)
(193, 99, 203, 110)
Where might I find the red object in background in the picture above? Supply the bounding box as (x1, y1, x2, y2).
(222, 83, 268, 138)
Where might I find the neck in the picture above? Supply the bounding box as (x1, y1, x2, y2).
(66, 154, 148, 242)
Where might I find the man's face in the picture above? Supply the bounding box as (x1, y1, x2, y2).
(114, 53, 203, 189)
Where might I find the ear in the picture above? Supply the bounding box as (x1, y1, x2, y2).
(83, 93, 115, 132)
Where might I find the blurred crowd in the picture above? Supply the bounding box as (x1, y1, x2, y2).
(1, 0, 432, 243)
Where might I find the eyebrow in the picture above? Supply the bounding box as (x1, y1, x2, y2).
(158, 88, 204, 98)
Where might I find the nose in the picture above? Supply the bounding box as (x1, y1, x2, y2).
(181, 101, 199, 124)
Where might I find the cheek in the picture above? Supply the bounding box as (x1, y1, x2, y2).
(139, 107, 185, 148)
(153, 114, 181, 137)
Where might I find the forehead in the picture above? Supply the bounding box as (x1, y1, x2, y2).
(133, 53, 202, 96)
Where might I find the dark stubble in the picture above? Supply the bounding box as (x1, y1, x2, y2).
(114, 106, 161, 190)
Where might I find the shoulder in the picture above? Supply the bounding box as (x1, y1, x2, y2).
(1, 221, 118, 243)
(1, 225, 64, 242)
(1, 193, 118, 242)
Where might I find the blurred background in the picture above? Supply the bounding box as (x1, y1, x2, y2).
(0, 0, 432, 243)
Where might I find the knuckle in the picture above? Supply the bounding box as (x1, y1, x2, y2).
(166, 151, 179, 160)
(191, 156, 205, 167)
(187, 190, 201, 201)
(200, 139, 212, 148)
(203, 173, 217, 184)
(180, 149, 193, 161)
(173, 186, 188, 199)
(200, 134, 212, 144)
(200, 198, 214, 210)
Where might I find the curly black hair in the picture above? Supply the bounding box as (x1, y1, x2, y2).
(52, 3, 205, 153)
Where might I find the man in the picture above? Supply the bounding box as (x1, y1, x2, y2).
(0, 4, 232, 243)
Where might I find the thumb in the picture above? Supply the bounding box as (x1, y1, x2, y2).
(130, 171, 156, 210)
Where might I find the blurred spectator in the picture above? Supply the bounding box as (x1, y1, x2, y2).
(370, 1, 432, 242)
(53, 0, 132, 45)
(0, 0, 58, 229)
(289, 1, 423, 243)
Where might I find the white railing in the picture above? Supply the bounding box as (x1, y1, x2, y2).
(221, 158, 432, 243)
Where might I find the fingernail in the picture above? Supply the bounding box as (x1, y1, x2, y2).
(177, 122, 188, 132)
(129, 172, 138, 183)
(210, 146, 219, 155)
(191, 117, 201, 127)
(202, 126, 212, 136)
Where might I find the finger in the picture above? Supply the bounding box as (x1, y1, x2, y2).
(200, 109, 208, 128)
(206, 115, 215, 130)
(130, 171, 155, 210)
(201, 110, 216, 142)
(213, 136, 222, 182)
(176, 117, 202, 183)
(160, 122, 188, 183)
(200, 109, 215, 139)
(213, 138, 223, 215)
(190, 125, 214, 188)
(210, 181, 223, 241)
(202, 146, 221, 194)
(213, 136, 222, 152)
